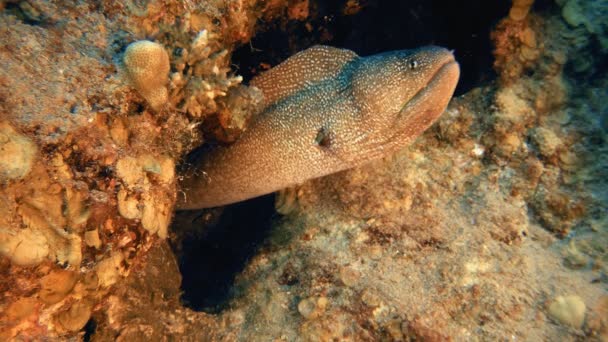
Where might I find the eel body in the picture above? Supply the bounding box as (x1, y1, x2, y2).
(177, 45, 460, 209)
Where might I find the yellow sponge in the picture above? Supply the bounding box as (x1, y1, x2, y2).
(123, 40, 170, 111)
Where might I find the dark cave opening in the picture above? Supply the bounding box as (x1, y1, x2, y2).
(173, 0, 515, 314)
(171, 195, 276, 313)
(232, 0, 512, 96)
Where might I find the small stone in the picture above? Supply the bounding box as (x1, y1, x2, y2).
(548, 295, 586, 329)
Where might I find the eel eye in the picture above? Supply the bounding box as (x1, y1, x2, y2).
(409, 59, 418, 69)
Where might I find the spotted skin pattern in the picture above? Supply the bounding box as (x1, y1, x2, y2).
(177, 45, 460, 209)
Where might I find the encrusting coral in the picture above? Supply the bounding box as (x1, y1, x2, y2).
(123, 40, 170, 111)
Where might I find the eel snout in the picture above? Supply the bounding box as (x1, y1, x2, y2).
(404, 48, 460, 118)
(387, 48, 460, 147)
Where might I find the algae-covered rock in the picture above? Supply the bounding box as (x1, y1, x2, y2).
(1, 0, 607, 341)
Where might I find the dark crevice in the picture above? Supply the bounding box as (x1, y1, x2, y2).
(233, 0, 511, 96)
(83, 318, 96, 342)
(171, 195, 276, 313)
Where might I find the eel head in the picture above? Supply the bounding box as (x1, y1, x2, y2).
(350, 46, 460, 152)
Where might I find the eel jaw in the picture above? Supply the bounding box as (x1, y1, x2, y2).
(390, 57, 460, 145)
(399, 54, 460, 117)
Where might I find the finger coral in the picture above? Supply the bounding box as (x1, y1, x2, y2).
(123, 40, 170, 111)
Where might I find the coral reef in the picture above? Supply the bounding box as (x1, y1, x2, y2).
(123, 40, 170, 111)
(0, 0, 284, 339)
(0, 0, 606, 340)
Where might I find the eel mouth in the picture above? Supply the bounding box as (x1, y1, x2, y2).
(398, 55, 460, 118)
(385, 54, 459, 148)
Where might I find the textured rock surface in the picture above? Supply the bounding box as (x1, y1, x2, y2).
(0, 0, 282, 339)
(0, 0, 606, 340)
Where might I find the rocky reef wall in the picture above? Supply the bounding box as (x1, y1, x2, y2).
(0, 0, 606, 340)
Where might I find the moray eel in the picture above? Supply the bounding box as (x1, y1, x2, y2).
(177, 45, 460, 210)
